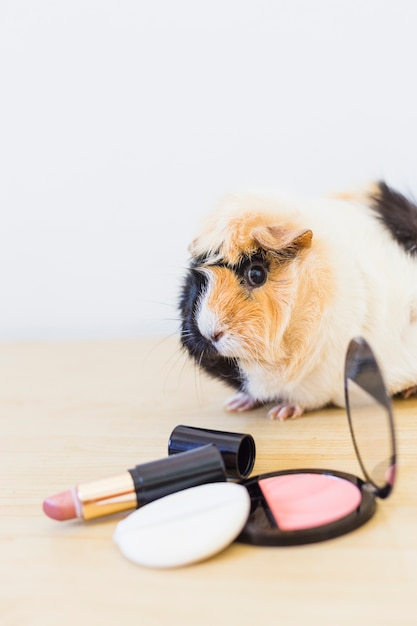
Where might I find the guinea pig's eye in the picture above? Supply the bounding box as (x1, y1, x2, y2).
(245, 264, 267, 288)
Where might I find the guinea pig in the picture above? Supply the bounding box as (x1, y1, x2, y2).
(179, 181, 417, 419)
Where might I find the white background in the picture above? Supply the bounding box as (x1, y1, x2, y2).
(2, 0, 417, 340)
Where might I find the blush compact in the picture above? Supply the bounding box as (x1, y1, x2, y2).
(237, 336, 397, 546)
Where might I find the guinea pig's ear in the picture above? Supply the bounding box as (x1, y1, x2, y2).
(251, 226, 313, 252)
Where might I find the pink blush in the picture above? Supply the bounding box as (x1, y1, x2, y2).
(259, 473, 362, 531)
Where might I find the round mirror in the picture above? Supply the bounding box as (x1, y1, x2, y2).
(344, 337, 396, 498)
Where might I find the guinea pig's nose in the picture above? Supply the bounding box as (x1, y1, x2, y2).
(211, 330, 224, 343)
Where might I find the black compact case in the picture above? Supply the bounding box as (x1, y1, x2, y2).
(237, 337, 397, 546)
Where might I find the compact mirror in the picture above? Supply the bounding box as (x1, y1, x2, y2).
(238, 336, 397, 546)
(344, 337, 396, 498)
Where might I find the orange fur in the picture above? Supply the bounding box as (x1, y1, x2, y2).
(190, 194, 304, 264)
(200, 212, 335, 383)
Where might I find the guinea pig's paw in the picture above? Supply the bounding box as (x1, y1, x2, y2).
(224, 392, 260, 412)
(397, 385, 417, 399)
(267, 403, 304, 421)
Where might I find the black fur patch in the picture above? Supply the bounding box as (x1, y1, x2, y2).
(211, 252, 271, 290)
(179, 267, 243, 390)
(372, 182, 417, 255)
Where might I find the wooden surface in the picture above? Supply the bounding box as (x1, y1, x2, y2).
(1, 336, 416, 626)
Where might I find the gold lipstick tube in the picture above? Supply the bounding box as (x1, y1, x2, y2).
(77, 473, 137, 520)
(75, 445, 227, 520)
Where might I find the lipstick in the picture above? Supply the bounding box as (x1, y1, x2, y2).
(43, 445, 226, 521)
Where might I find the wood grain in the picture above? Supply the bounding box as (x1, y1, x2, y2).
(1, 337, 416, 626)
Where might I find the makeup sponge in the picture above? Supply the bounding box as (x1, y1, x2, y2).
(113, 482, 250, 568)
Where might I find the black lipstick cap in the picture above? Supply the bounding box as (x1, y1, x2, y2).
(168, 425, 256, 479)
(129, 444, 226, 509)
